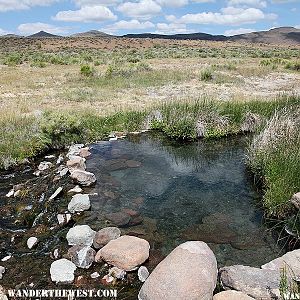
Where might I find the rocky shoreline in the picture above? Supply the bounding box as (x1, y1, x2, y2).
(0, 138, 299, 299)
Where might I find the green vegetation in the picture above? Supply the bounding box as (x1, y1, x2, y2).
(200, 68, 213, 81)
(80, 65, 95, 77)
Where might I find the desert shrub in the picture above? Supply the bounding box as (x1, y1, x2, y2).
(200, 68, 213, 81)
(80, 65, 95, 77)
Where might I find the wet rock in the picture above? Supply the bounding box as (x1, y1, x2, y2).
(49, 187, 63, 200)
(38, 161, 53, 172)
(27, 237, 38, 249)
(66, 225, 96, 246)
(93, 227, 121, 249)
(261, 249, 300, 281)
(213, 291, 255, 300)
(95, 235, 150, 271)
(57, 213, 71, 225)
(67, 156, 86, 172)
(67, 144, 85, 158)
(70, 170, 96, 186)
(68, 185, 83, 194)
(138, 241, 217, 300)
(68, 245, 96, 269)
(290, 192, 300, 210)
(105, 212, 131, 227)
(0, 267, 5, 279)
(68, 194, 90, 214)
(79, 147, 91, 158)
(219, 265, 280, 299)
(138, 266, 149, 282)
(126, 160, 142, 168)
(50, 259, 77, 284)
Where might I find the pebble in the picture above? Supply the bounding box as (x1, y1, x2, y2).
(138, 266, 149, 282)
(66, 225, 96, 246)
(27, 237, 38, 249)
(49, 187, 63, 200)
(68, 185, 83, 194)
(57, 213, 72, 225)
(5, 190, 14, 198)
(91, 272, 100, 279)
(38, 161, 53, 171)
(1, 256, 11, 262)
(68, 194, 90, 214)
(50, 259, 77, 284)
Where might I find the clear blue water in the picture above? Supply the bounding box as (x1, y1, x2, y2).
(87, 132, 281, 267)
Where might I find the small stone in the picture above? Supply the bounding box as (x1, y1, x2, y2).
(109, 267, 126, 280)
(68, 245, 96, 269)
(5, 189, 14, 198)
(1, 256, 11, 262)
(56, 155, 64, 165)
(50, 259, 76, 284)
(67, 156, 86, 172)
(67, 225, 96, 246)
(49, 187, 63, 200)
(53, 249, 60, 259)
(91, 272, 100, 279)
(59, 168, 69, 177)
(45, 155, 56, 159)
(290, 192, 300, 209)
(67, 144, 85, 158)
(57, 213, 71, 225)
(93, 227, 121, 249)
(68, 185, 83, 194)
(138, 266, 149, 282)
(79, 147, 91, 158)
(70, 170, 96, 187)
(27, 237, 38, 249)
(38, 161, 53, 171)
(0, 267, 5, 280)
(68, 194, 90, 214)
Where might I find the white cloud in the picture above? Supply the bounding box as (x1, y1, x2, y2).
(0, 0, 59, 12)
(17, 22, 68, 35)
(73, 0, 121, 6)
(227, 0, 267, 8)
(173, 7, 277, 26)
(295, 25, 300, 29)
(224, 27, 255, 35)
(0, 28, 11, 35)
(53, 5, 117, 22)
(103, 19, 155, 32)
(155, 22, 192, 34)
(156, 0, 188, 7)
(192, 0, 215, 2)
(117, 0, 161, 19)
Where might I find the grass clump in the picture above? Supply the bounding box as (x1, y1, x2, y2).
(80, 65, 95, 77)
(200, 68, 213, 81)
(247, 107, 300, 217)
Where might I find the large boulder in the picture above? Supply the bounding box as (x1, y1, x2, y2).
(138, 241, 217, 300)
(67, 156, 86, 172)
(219, 265, 280, 299)
(70, 170, 96, 186)
(68, 245, 96, 269)
(93, 227, 121, 249)
(213, 291, 255, 300)
(261, 249, 300, 281)
(68, 194, 90, 213)
(66, 225, 96, 246)
(95, 235, 150, 271)
(50, 259, 77, 284)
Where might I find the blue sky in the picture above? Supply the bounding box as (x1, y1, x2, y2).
(0, 0, 299, 36)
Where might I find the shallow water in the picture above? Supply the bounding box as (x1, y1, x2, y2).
(87, 132, 281, 267)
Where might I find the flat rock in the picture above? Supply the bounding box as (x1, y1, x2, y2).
(213, 291, 255, 300)
(50, 259, 77, 284)
(93, 227, 121, 249)
(68, 245, 96, 269)
(219, 265, 280, 299)
(67, 156, 86, 172)
(138, 241, 217, 300)
(66, 225, 96, 246)
(70, 170, 96, 186)
(95, 235, 150, 271)
(68, 194, 90, 213)
(261, 249, 300, 281)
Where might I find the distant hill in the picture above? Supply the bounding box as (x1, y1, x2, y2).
(1, 34, 22, 38)
(230, 27, 300, 45)
(122, 32, 227, 41)
(72, 30, 114, 38)
(28, 31, 61, 38)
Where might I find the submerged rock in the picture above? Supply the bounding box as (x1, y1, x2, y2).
(70, 170, 96, 186)
(213, 291, 255, 300)
(95, 235, 150, 271)
(105, 212, 131, 227)
(66, 225, 96, 246)
(27, 237, 38, 249)
(93, 227, 121, 249)
(261, 249, 300, 281)
(68, 194, 90, 213)
(50, 259, 77, 284)
(219, 265, 280, 299)
(138, 241, 217, 300)
(0, 267, 5, 280)
(68, 245, 96, 269)
(67, 156, 86, 172)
